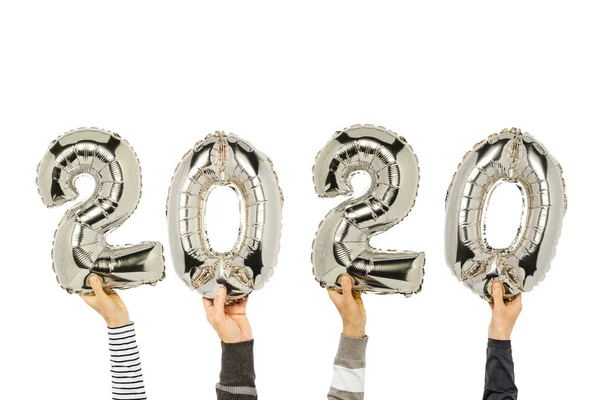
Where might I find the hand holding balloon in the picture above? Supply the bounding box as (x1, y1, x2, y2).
(488, 281, 522, 340)
(328, 275, 367, 338)
(203, 287, 252, 343)
(80, 275, 131, 328)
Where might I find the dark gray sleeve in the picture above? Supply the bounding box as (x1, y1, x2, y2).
(483, 339, 518, 400)
(216, 340, 257, 400)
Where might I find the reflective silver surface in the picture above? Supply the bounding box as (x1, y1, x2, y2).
(37, 127, 165, 294)
(312, 124, 425, 295)
(167, 132, 283, 301)
(445, 128, 567, 300)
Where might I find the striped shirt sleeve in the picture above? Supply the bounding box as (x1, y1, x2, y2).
(328, 335, 368, 400)
(216, 340, 257, 400)
(108, 322, 147, 400)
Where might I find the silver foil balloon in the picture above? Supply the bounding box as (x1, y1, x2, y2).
(312, 124, 425, 295)
(36, 127, 165, 294)
(445, 128, 567, 300)
(167, 132, 283, 300)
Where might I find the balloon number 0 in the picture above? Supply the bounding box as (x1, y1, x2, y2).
(167, 132, 283, 301)
(312, 125, 425, 295)
(445, 128, 567, 300)
(37, 128, 165, 294)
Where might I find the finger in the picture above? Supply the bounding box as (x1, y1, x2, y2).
(328, 287, 340, 300)
(79, 291, 94, 306)
(202, 297, 214, 312)
(241, 296, 249, 311)
(511, 292, 523, 309)
(491, 281, 505, 309)
(231, 295, 249, 308)
(354, 291, 364, 306)
(89, 275, 108, 299)
(228, 295, 249, 313)
(202, 297, 215, 320)
(109, 292, 126, 308)
(327, 288, 343, 308)
(341, 275, 354, 305)
(213, 286, 227, 322)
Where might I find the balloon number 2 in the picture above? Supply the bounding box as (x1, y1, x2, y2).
(312, 125, 425, 295)
(37, 128, 165, 294)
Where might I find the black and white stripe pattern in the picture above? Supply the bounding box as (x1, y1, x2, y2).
(108, 323, 146, 400)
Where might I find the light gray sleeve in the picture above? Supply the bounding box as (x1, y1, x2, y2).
(328, 334, 368, 400)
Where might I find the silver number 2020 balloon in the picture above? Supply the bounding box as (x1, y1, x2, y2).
(312, 125, 425, 295)
(167, 132, 283, 300)
(36, 127, 165, 294)
(445, 128, 567, 300)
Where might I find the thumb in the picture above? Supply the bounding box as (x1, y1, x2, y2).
(341, 275, 354, 305)
(90, 274, 108, 302)
(491, 281, 505, 309)
(213, 286, 227, 322)
(89, 275, 107, 299)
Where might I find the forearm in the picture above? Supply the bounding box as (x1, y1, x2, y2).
(216, 340, 257, 400)
(328, 335, 368, 400)
(483, 339, 518, 400)
(108, 322, 146, 400)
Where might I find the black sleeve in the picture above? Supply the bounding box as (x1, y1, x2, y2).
(216, 340, 257, 400)
(483, 339, 518, 400)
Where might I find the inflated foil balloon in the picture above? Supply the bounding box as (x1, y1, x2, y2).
(312, 124, 425, 295)
(445, 128, 567, 300)
(36, 127, 165, 294)
(167, 132, 283, 300)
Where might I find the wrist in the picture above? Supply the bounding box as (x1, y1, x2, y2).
(106, 316, 131, 328)
(220, 333, 252, 344)
(343, 324, 366, 338)
(489, 333, 511, 340)
(488, 327, 511, 340)
(221, 337, 243, 344)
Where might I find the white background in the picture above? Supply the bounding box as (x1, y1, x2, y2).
(0, 1, 598, 399)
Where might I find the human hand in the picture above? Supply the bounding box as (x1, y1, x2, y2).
(488, 281, 523, 340)
(202, 286, 252, 344)
(328, 275, 367, 338)
(80, 274, 131, 328)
